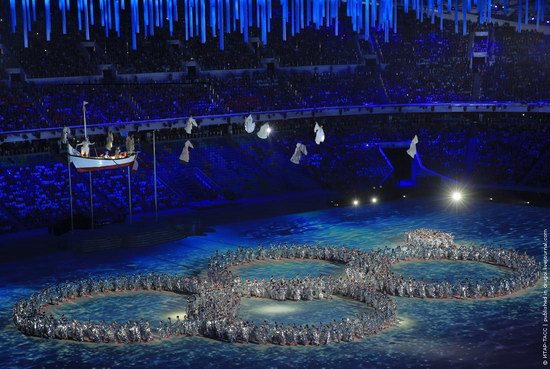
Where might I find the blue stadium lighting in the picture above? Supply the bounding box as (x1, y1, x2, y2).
(451, 191, 462, 202)
(7, 0, 545, 50)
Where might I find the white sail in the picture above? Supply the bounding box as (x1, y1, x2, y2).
(67, 144, 80, 158)
(290, 143, 308, 165)
(62, 127, 70, 144)
(179, 140, 194, 163)
(244, 114, 255, 134)
(185, 116, 198, 134)
(257, 123, 271, 139)
(407, 135, 419, 158)
(314, 122, 325, 145)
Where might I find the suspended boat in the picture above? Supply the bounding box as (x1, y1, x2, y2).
(68, 149, 137, 173)
(68, 102, 137, 173)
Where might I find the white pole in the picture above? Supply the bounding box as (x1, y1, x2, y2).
(89, 171, 94, 229)
(127, 166, 132, 223)
(83, 102, 88, 139)
(153, 130, 158, 222)
(68, 155, 74, 233)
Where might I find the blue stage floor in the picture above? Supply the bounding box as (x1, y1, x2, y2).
(1, 198, 548, 368)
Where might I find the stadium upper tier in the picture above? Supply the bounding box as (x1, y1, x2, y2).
(0, 14, 550, 90)
(0, 15, 548, 134)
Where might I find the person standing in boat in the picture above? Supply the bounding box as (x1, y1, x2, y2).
(76, 137, 94, 157)
(125, 134, 135, 155)
(106, 131, 114, 152)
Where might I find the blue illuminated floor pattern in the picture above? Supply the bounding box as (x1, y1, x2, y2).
(50, 291, 190, 323)
(0, 199, 548, 368)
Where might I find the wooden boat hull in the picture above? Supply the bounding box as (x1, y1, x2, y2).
(69, 154, 136, 173)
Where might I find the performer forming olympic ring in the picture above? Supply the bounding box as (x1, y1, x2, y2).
(12, 229, 540, 345)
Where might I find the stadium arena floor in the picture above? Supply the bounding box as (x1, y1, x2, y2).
(0, 198, 547, 369)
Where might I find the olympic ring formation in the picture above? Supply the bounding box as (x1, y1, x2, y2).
(13, 229, 540, 345)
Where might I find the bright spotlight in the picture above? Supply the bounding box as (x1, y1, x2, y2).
(371, 197, 378, 204)
(451, 191, 463, 202)
(266, 127, 272, 134)
(352, 199, 360, 206)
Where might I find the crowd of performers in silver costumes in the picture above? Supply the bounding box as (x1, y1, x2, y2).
(13, 229, 540, 345)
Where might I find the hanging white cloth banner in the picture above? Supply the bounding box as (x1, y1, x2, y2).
(314, 122, 325, 145)
(244, 114, 256, 134)
(179, 140, 194, 163)
(290, 143, 308, 165)
(67, 144, 80, 158)
(257, 123, 271, 139)
(62, 127, 70, 144)
(407, 135, 419, 158)
(185, 116, 198, 134)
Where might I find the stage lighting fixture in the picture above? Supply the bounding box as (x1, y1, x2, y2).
(371, 197, 378, 204)
(352, 199, 360, 206)
(451, 191, 463, 202)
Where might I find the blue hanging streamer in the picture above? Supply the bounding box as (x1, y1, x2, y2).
(184, 0, 188, 39)
(200, 0, 206, 42)
(143, 0, 149, 36)
(218, 0, 224, 49)
(4, 0, 537, 51)
(84, 0, 90, 40)
(77, 0, 82, 31)
(438, 0, 442, 30)
(10, 0, 16, 33)
(131, 0, 137, 49)
(225, 0, 230, 32)
(462, 0, 466, 35)
(454, 0, 458, 33)
(168, 0, 174, 35)
(115, 0, 121, 35)
(365, 0, 369, 38)
(45, 0, 51, 40)
(90, 0, 94, 25)
(150, 0, 156, 35)
(193, 0, 201, 35)
(517, 0, 522, 32)
(32, 0, 36, 22)
(22, 0, 29, 47)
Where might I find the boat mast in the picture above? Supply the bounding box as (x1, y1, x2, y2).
(153, 130, 158, 222)
(67, 154, 74, 233)
(82, 101, 88, 139)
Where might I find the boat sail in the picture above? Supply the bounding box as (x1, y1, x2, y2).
(68, 102, 137, 173)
